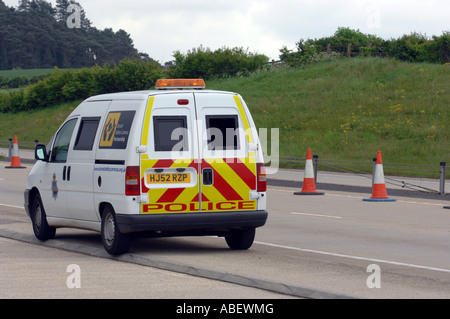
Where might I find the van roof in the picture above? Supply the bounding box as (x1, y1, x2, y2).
(84, 89, 237, 102)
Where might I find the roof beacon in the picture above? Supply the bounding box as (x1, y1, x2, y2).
(155, 79, 205, 90)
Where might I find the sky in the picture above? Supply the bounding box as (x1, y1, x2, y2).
(4, 0, 450, 63)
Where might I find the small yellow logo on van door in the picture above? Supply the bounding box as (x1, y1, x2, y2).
(100, 113, 121, 147)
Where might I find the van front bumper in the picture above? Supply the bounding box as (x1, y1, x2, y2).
(116, 210, 268, 235)
(24, 189, 31, 217)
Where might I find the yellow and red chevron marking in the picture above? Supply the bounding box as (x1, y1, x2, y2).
(201, 158, 256, 201)
(140, 157, 257, 214)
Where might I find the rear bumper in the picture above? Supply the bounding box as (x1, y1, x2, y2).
(116, 210, 268, 235)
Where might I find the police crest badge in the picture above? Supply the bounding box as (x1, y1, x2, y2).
(52, 173, 58, 199)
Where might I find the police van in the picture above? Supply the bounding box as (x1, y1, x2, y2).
(24, 79, 268, 255)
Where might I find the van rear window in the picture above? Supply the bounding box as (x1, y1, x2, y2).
(99, 111, 135, 149)
(206, 115, 240, 150)
(153, 116, 188, 152)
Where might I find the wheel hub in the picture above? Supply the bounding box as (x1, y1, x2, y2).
(104, 214, 115, 245)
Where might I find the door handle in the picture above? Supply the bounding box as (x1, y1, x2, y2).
(63, 166, 72, 181)
(203, 168, 213, 186)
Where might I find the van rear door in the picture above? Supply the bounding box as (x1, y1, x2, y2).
(140, 93, 201, 214)
(195, 93, 258, 213)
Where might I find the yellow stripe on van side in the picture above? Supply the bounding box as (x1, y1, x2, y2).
(141, 96, 155, 146)
(233, 95, 254, 144)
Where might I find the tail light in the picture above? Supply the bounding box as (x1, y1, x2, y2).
(125, 166, 140, 196)
(257, 163, 267, 192)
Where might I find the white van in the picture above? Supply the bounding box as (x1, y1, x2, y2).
(24, 79, 268, 255)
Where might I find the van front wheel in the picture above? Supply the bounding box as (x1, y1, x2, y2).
(31, 193, 56, 241)
(225, 228, 255, 250)
(101, 206, 130, 256)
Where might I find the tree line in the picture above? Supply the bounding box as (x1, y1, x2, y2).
(0, 45, 269, 113)
(0, 0, 146, 70)
(0, 58, 163, 112)
(280, 27, 450, 66)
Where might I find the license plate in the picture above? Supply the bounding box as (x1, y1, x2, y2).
(146, 173, 191, 184)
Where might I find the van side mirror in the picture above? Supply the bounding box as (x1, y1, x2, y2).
(35, 144, 49, 162)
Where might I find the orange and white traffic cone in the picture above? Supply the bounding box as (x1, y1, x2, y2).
(5, 136, 26, 169)
(294, 148, 324, 195)
(363, 151, 396, 202)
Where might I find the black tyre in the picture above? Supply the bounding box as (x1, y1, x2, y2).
(101, 205, 130, 256)
(31, 193, 56, 241)
(225, 228, 255, 250)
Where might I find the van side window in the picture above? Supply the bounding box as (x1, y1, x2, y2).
(74, 117, 100, 151)
(206, 115, 240, 150)
(50, 118, 77, 163)
(153, 116, 189, 152)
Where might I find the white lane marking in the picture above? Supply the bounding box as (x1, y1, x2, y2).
(255, 241, 450, 274)
(290, 212, 342, 219)
(396, 200, 444, 207)
(0, 203, 24, 210)
(324, 193, 364, 199)
(326, 193, 444, 207)
(268, 187, 446, 206)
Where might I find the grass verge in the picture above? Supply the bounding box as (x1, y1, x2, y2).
(0, 100, 81, 147)
(208, 57, 449, 176)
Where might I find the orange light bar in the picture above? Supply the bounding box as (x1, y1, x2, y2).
(155, 79, 205, 89)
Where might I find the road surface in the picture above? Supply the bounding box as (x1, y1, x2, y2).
(1, 162, 450, 299)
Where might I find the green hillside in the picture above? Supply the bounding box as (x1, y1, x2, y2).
(0, 69, 56, 93)
(208, 57, 449, 169)
(1, 57, 448, 175)
(0, 69, 55, 79)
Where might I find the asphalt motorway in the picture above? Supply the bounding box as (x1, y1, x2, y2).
(1, 163, 450, 299)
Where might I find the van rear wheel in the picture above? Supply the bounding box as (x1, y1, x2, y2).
(101, 205, 130, 256)
(225, 228, 255, 250)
